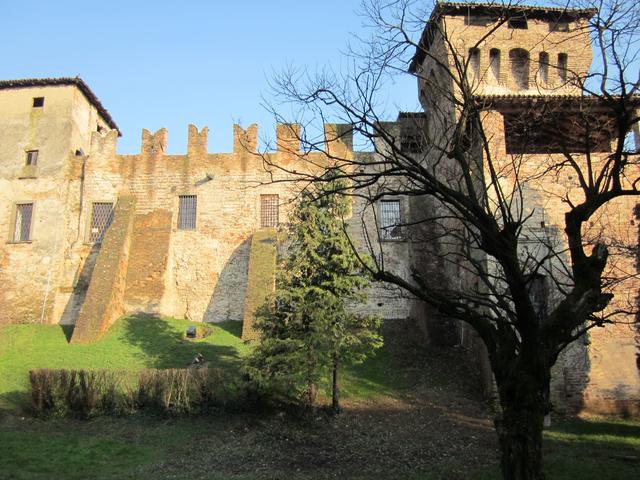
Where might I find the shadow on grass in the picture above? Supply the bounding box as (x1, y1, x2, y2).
(0, 391, 28, 412)
(121, 314, 243, 371)
(60, 324, 74, 343)
(214, 320, 243, 338)
(549, 417, 640, 440)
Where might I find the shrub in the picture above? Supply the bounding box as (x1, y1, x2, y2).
(29, 369, 123, 418)
(28, 367, 260, 418)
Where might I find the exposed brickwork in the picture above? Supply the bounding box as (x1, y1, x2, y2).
(71, 196, 135, 343)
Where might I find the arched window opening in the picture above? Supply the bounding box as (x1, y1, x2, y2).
(489, 48, 501, 84)
(468, 48, 481, 83)
(557, 53, 568, 82)
(510, 48, 530, 90)
(539, 52, 549, 84)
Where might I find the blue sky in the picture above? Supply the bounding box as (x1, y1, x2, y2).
(0, 0, 421, 153)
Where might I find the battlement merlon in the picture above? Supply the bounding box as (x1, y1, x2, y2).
(88, 122, 354, 157)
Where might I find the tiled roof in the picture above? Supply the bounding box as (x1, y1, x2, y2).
(0, 77, 120, 135)
(434, 2, 597, 17)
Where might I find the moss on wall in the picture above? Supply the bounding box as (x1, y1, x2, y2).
(241, 229, 277, 341)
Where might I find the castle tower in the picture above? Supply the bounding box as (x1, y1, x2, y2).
(409, 3, 640, 416)
(411, 2, 595, 103)
(0, 78, 119, 324)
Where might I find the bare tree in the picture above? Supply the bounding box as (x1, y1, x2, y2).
(259, 1, 640, 479)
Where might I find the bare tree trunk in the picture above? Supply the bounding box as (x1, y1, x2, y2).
(495, 368, 550, 480)
(332, 356, 341, 413)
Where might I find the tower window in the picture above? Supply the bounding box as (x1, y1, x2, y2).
(178, 195, 197, 230)
(32, 97, 44, 108)
(539, 52, 549, 84)
(13, 203, 34, 242)
(508, 17, 528, 29)
(260, 194, 279, 228)
(510, 48, 530, 90)
(89, 202, 114, 243)
(379, 200, 403, 240)
(468, 48, 481, 82)
(489, 49, 501, 83)
(25, 150, 39, 166)
(557, 53, 568, 82)
(550, 21, 569, 32)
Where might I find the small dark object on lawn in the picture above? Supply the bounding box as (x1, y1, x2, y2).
(186, 326, 197, 338)
(189, 353, 205, 368)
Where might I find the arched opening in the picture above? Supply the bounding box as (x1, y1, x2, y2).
(489, 48, 501, 84)
(557, 53, 568, 82)
(510, 48, 530, 90)
(468, 48, 481, 83)
(539, 52, 549, 84)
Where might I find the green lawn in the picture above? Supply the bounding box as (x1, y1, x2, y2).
(1, 318, 639, 479)
(0, 316, 249, 409)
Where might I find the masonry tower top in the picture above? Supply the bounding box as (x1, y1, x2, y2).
(410, 2, 597, 99)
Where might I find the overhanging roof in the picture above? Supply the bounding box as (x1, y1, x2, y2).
(0, 77, 121, 135)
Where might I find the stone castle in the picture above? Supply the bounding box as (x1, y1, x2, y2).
(0, 2, 638, 415)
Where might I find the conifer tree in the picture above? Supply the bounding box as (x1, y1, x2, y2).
(245, 178, 382, 410)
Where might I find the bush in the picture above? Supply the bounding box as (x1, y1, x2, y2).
(28, 367, 260, 418)
(29, 369, 122, 418)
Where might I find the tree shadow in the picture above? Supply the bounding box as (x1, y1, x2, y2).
(550, 417, 640, 439)
(0, 391, 28, 412)
(121, 314, 243, 371)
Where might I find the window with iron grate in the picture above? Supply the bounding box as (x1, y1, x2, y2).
(89, 202, 114, 243)
(178, 195, 197, 230)
(13, 203, 33, 242)
(379, 200, 403, 240)
(260, 194, 279, 228)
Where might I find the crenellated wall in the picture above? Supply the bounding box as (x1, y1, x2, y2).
(13, 120, 415, 337)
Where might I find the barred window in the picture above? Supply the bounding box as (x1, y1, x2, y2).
(13, 203, 33, 242)
(380, 200, 403, 240)
(260, 194, 279, 228)
(527, 274, 548, 322)
(178, 195, 197, 230)
(89, 202, 114, 243)
(25, 150, 39, 166)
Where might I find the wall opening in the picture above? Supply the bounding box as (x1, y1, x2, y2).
(557, 53, 568, 82)
(489, 48, 501, 84)
(510, 48, 530, 90)
(539, 52, 549, 84)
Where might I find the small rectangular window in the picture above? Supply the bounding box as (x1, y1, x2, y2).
(508, 17, 528, 29)
(13, 203, 33, 242)
(550, 21, 569, 32)
(527, 274, 548, 322)
(260, 194, 279, 228)
(25, 150, 39, 166)
(379, 200, 403, 240)
(32, 97, 44, 108)
(557, 53, 568, 82)
(89, 202, 114, 243)
(178, 195, 197, 230)
(465, 15, 496, 26)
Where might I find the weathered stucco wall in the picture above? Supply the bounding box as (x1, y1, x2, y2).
(0, 84, 112, 325)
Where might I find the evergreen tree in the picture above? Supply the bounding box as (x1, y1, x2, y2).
(245, 179, 382, 410)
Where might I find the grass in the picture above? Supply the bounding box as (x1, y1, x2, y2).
(1, 318, 638, 479)
(0, 315, 249, 409)
(542, 417, 640, 480)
